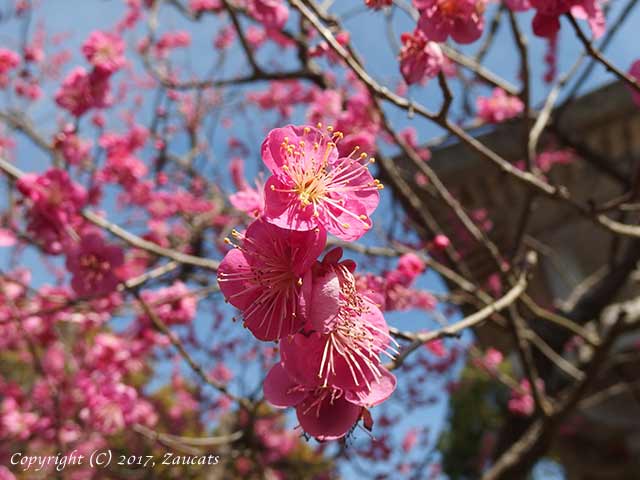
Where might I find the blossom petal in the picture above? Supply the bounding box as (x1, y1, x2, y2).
(296, 393, 362, 441)
(263, 363, 307, 408)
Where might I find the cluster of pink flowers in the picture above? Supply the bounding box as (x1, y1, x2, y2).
(247, 0, 289, 30)
(476, 88, 525, 124)
(505, 0, 605, 39)
(218, 125, 397, 440)
(399, 30, 444, 85)
(414, 0, 486, 44)
(16, 169, 125, 298)
(508, 379, 545, 416)
(56, 29, 125, 117)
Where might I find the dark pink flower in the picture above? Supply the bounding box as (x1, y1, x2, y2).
(397, 252, 426, 280)
(263, 362, 395, 440)
(82, 30, 126, 74)
(414, 0, 486, 44)
(0, 48, 20, 75)
(65, 232, 124, 297)
(280, 260, 395, 391)
(365, 0, 392, 9)
(190, 0, 223, 13)
(55, 67, 112, 117)
(228, 158, 265, 218)
(399, 30, 444, 85)
(139, 281, 197, 326)
(505, 0, 531, 11)
(17, 169, 88, 254)
(53, 125, 93, 166)
(476, 88, 524, 123)
(262, 125, 381, 241)
(508, 379, 544, 416)
(247, 0, 289, 29)
(217, 219, 326, 341)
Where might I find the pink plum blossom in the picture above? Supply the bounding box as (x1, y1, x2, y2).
(263, 362, 395, 441)
(17, 168, 88, 254)
(190, 0, 223, 13)
(476, 88, 524, 123)
(414, 0, 486, 44)
(247, 0, 289, 30)
(65, 232, 124, 297)
(55, 67, 112, 117)
(0, 48, 20, 75)
(139, 281, 197, 326)
(82, 30, 126, 73)
(217, 219, 326, 341)
(399, 30, 444, 85)
(262, 125, 381, 241)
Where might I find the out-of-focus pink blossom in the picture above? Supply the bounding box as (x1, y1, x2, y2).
(55, 67, 112, 117)
(476, 88, 524, 123)
(65, 233, 124, 297)
(82, 30, 126, 73)
(399, 30, 444, 85)
(414, 0, 486, 44)
(0, 48, 20, 76)
(17, 169, 88, 254)
(190, 0, 222, 13)
(248, 0, 289, 29)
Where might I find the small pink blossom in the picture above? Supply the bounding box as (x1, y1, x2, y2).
(0, 228, 16, 247)
(263, 362, 395, 440)
(414, 0, 486, 44)
(476, 347, 503, 373)
(508, 379, 544, 416)
(399, 30, 444, 85)
(397, 252, 426, 280)
(82, 30, 126, 73)
(0, 48, 20, 75)
(139, 281, 196, 325)
(217, 219, 326, 341)
(55, 67, 112, 117)
(65, 232, 124, 297)
(190, 0, 223, 13)
(262, 125, 381, 241)
(53, 125, 93, 166)
(402, 428, 420, 452)
(247, 0, 289, 29)
(476, 88, 524, 123)
(17, 168, 88, 254)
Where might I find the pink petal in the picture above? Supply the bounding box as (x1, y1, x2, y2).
(296, 393, 362, 440)
(0, 228, 16, 247)
(263, 363, 307, 408)
(308, 269, 341, 332)
(345, 369, 397, 407)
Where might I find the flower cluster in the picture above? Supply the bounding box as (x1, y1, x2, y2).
(399, 30, 444, 85)
(476, 88, 525, 124)
(56, 29, 126, 117)
(218, 125, 396, 440)
(414, 0, 486, 44)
